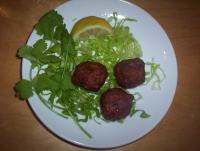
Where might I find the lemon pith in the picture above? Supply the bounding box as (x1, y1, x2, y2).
(71, 16, 113, 41)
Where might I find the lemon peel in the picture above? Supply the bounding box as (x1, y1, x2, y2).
(71, 16, 113, 41)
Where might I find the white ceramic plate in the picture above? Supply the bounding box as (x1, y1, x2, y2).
(22, 0, 178, 149)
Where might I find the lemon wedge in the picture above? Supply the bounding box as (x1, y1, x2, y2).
(71, 16, 113, 41)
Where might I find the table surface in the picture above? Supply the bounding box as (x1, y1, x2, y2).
(1, 0, 200, 150)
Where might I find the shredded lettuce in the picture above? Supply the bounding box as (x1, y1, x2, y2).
(74, 12, 143, 93)
(74, 12, 166, 124)
(144, 58, 166, 90)
(130, 101, 151, 118)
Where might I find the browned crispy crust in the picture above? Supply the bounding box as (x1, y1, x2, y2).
(114, 58, 145, 89)
(100, 88, 134, 121)
(72, 61, 109, 92)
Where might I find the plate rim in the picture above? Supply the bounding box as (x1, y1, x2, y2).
(22, 0, 178, 149)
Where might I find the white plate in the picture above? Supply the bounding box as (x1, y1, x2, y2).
(22, 0, 178, 149)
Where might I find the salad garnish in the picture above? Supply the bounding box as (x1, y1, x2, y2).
(14, 10, 165, 138)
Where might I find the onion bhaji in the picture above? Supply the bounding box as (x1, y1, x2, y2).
(100, 88, 134, 121)
(114, 58, 145, 89)
(71, 61, 109, 92)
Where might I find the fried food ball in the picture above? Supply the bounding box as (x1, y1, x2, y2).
(114, 58, 145, 89)
(100, 88, 134, 121)
(72, 61, 109, 92)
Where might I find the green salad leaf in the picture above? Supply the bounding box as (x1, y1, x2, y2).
(15, 79, 34, 99)
(35, 10, 64, 40)
(18, 45, 36, 62)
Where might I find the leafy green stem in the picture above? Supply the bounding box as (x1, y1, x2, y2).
(68, 110, 92, 138)
(37, 93, 68, 119)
